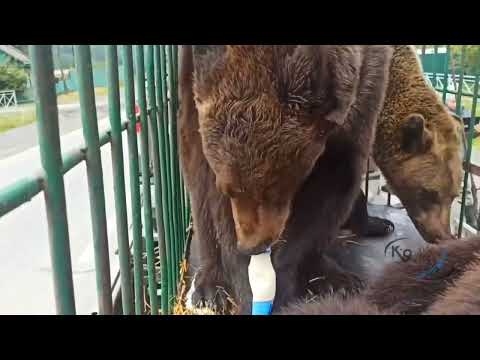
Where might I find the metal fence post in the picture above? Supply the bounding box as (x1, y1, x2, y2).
(122, 45, 145, 315)
(30, 45, 76, 315)
(134, 45, 159, 314)
(106, 45, 134, 315)
(74, 45, 113, 315)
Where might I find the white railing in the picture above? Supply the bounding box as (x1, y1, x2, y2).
(0, 90, 17, 109)
(424, 72, 479, 95)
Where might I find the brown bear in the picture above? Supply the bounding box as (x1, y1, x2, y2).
(342, 45, 463, 243)
(179, 45, 393, 314)
(370, 45, 464, 244)
(277, 236, 480, 315)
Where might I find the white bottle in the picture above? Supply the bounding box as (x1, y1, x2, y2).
(248, 248, 276, 315)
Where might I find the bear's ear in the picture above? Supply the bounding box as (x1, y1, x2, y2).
(401, 114, 433, 153)
(192, 45, 227, 101)
(277, 45, 328, 112)
(294, 45, 361, 127)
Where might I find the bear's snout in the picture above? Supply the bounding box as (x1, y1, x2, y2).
(230, 197, 289, 255)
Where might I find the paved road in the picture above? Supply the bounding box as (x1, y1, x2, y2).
(0, 98, 110, 160)
(0, 101, 132, 314)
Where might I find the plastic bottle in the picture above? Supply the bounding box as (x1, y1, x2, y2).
(248, 248, 276, 315)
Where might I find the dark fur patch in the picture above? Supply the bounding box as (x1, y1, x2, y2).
(277, 236, 480, 315)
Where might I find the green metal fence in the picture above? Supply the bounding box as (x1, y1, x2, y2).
(0, 45, 189, 315)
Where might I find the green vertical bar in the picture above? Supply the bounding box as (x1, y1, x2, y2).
(167, 45, 181, 288)
(173, 45, 186, 238)
(457, 45, 468, 237)
(160, 45, 176, 302)
(432, 45, 438, 91)
(174, 45, 184, 277)
(74, 45, 113, 315)
(134, 45, 159, 314)
(146, 45, 168, 315)
(106, 45, 134, 315)
(30, 45, 76, 315)
(455, 46, 467, 116)
(172, 44, 186, 243)
(458, 73, 479, 237)
(122, 45, 144, 315)
(442, 45, 450, 104)
(174, 45, 184, 275)
(154, 45, 173, 313)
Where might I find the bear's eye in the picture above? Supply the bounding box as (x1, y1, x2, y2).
(417, 188, 440, 207)
(216, 180, 244, 199)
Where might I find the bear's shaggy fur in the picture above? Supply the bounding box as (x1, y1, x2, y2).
(277, 236, 480, 315)
(179, 45, 393, 314)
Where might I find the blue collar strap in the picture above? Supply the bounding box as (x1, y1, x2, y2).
(252, 301, 273, 315)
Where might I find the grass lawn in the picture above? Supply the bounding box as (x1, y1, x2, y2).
(0, 105, 36, 133)
(461, 97, 480, 117)
(0, 87, 110, 133)
(57, 87, 108, 105)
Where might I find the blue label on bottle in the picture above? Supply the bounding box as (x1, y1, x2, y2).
(252, 301, 273, 315)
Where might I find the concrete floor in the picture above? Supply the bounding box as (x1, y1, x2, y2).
(327, 203, 426, 282)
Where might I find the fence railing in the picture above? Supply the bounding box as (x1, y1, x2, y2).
(0, 45, 189, 315)
(0, 90, 17, 109)
(424, 72, 480, 97)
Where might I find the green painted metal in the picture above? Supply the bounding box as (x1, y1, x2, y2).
(432, 46, 438, 91)
(455, 46, 467, 116)
(159, 45, 176, 301)
(458, 73, 479, 237)
(62, 122, 126, 176)
(0, 177, 42, 217)
(106, 45, 134, 315)
(30, 45, 76, 315)
(455, 46, 468, 238)
(167, 45, 182, 286)
(442, 45, 451, 104)
(122, 45, 144, 315)
(74, 45, 113, 315)
(134, 45, 159, 315)
(0, 44, 189, 315)
(146, 45, 168, 315)
(0, 123, 129, 219)
(62, 147, 86, 174)
(171, 44, 186, 242)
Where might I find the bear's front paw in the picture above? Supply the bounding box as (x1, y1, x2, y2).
(308, 256, 366, 297)
(187, 268, 232, 314)
(365, 216, 395, 237)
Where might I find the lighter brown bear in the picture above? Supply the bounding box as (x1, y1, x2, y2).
(372, 45, 463, 244)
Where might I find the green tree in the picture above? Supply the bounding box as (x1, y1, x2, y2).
(0, 65, 28, 91)
(450, 45, 480, 75)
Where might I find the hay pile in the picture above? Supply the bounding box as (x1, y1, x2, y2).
(173, 259, 218, 315)
(173, 259, 238, 315)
